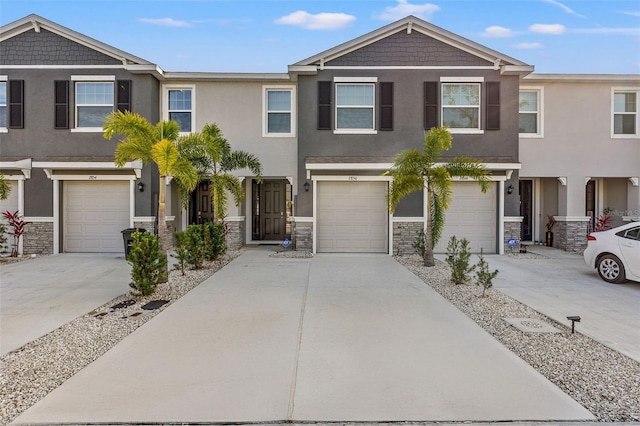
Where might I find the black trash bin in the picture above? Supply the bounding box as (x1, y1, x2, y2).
(121, 228, 147, 257)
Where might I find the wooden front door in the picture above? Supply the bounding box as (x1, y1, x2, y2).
(260, 180, 286, 240)
(195, 180, 216, 223)
(520, 180, 533, 241)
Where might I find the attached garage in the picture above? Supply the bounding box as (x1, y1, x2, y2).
(63, 181, 130, 252)
(434, 182, 497, 253)
(317, 181, 389, 253)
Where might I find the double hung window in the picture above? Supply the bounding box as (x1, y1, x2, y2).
(264, 86, 295, 136)
(75, 81, 114, 128)
(519, 88, 543, 137)
(168, 89, 193, 132)
(441, 83, 480, 131)
(335, 83, 375, 132)
(612, 88, 638, 137)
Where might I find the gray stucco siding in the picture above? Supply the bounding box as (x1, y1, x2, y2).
(0, 29, 122, 65)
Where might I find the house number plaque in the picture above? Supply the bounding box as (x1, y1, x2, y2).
(348, 176, 358, 181)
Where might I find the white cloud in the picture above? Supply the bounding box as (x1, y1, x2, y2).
(375, 0, 440, 21)
(138, 18, 192, 28)
(275, 11, 356, 30)
(541, 0, 585, 18)
(571, 27, 640, 36)
(513, 42, 544, 49)
(529, 23, 566, 34)
(481, 26, 515, 38)
(620, 11, 640, 17)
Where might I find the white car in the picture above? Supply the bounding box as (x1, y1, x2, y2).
(584, 222, 640, 283)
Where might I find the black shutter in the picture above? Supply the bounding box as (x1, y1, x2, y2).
(379, 82, 393, 131)
(54, 80, 69, 129)
(318, 81, 332, 130)
(8, 80, 24, 129)
(486, 81, 500, 130)
(117, 80, 131, 112)
(424, 82, 438, 130)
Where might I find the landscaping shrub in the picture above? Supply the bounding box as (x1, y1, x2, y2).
(172, 230, 189, 275)
(0, 223, 7, 255)
(475, 248, 499, 297)
(413, 228, 426, 258)
(203, 221, 226, 260)
(446, 235, 474, 285)
(128, 230, 167, 296)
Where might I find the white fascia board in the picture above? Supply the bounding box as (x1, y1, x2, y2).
(287, 65, 319, 75)
(125, 64, 166, 79)
(163, 72, 291, 82)
(306, 162, 394, 171)
(0, 158, 32, 179)
(33, 160, 142, 169)
(525, 73, 640, 82)
(500, 65, 535, 76)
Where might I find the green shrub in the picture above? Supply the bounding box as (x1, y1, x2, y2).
(412, 228, 426, 257)
(446, 235, 475, 285)
(184, 224, 206, 269)
(0, 223, 7, 255)
(475, 248, 499, 297)
(172, 231, 189, 275)
(203, 221, 227, 260)
(128, 231, 167, 296)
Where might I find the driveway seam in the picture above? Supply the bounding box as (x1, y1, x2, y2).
(287, 258, 313, 421)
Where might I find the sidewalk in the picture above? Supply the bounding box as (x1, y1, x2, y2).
(13, 249, 593, 424)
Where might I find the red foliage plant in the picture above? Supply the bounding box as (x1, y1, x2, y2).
(2, 210, 28, 257)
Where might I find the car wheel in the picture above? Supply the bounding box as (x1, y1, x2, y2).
(596, 254, 626, 284)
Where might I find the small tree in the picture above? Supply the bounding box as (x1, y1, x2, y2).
(128, 231, 167, 296)
(412, 228, 426, 258)
(475, 248, 499, 297)
(446, 235, 474, 285)
(2, 210, 28, 257)
(171, 231, 189, 276)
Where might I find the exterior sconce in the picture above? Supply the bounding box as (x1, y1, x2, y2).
(304, 181, 310, 192)
(138, 182, 144, 192)
(507, 184, 514, 195)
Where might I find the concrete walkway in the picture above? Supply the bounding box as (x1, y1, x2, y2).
(13, 249, 593, 424)
(0, 253, 130, 356)
(485, 246, 640, 363)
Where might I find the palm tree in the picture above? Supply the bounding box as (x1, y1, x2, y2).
(103, 110, 199, 256)
(177, 123, 263, 221)
(387, 127, 490, 267)
(0, 173, 10, 201)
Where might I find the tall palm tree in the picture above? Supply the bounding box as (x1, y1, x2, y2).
(103, 110, 199, 256)
(177, 123, 263, 221)
(387, 127, 490, 267)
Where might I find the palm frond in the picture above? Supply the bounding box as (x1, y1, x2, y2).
(430, 191, 447, 247)
(210, 175, 230, 220)
(221, 151, 263, 179)
(390, 149, 425, 177)
(155, 120, 181, 142)
(445, 157, 491, 192)
(0, 173, 10, 201)
(114, 138, 154, 166)
(171, 158, 199, 193)
(151, 139, 180, 176)
(388, 174, 425, 213)
(423, 127, 452, 164)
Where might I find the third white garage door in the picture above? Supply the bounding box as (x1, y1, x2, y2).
(317, 181, 388, 253)
(64, 181, 130, 253)
(434, 182, 497, 254)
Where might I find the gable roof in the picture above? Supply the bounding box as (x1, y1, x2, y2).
(291, 15, 533, 76)
(0, 14, 162, 73)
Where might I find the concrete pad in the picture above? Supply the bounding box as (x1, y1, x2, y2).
(13, 250, 593, 424)
(292, 254, 593, 421)
(1, 254, 131, 355)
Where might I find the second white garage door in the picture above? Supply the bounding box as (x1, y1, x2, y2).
(64, 181, 130, 253)
(317, 181, 389, 253)
(434, 182, 497, 254)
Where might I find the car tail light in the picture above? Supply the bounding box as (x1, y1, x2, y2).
(587, 235, 596, 241)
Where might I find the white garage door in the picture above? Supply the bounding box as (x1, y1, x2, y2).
(434, 182, 497, 254)
(0, 181, 19, 248)
(317, 181, 388, 253)
(64, 181, 130, 253)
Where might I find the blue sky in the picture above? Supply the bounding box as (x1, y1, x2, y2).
(2, 0, 639, 74)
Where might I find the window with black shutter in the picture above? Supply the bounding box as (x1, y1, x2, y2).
(424, 82, 438, 130)
(318, 81, 332, 130)
(8, 80, 24, 129)
(117, 80, 131, 112)
(486, 81, 500, 130)
(54, 80, 69, 129)
(379, 82, 393, 131)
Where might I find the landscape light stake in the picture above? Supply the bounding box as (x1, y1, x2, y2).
(567, 315, 581, 334)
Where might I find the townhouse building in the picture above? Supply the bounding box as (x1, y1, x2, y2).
(1, 14, 638, 256)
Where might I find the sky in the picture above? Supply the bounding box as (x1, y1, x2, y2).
(1, 0, 639, 74)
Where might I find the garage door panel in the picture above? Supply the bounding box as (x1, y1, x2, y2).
(64, 182, 130, 253)
(317, 181, 389, 253)
(434, 182, 497, 254)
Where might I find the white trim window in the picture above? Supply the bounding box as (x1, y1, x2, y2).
(441, 82, 481, 132)
(612, 87, 639, 138)
(168, 88, 193, 133)
(74, 80, 114, 130)
(0, 79, 6, 131)
(519, 87, 543, 137)
(335, 82, 376, 133)
(263, 85, 295, 137)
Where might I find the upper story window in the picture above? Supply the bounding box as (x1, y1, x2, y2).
(168, 89, 193, 132)
(441, 82, 480, 132)
(612, 88, 639, 138)
(519, 87, 543, 137)
(75, 82, 114, 128)
(263, 85, 295, 137)
(0, 80, 6, 130)
(335, 83, 375, 132)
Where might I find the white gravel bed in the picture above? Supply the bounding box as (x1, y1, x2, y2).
(0, 251, 240, 426)
(396, 254, 640, 422)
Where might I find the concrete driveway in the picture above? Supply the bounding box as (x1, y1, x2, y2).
(13, 249, 593, 424)
(0, 253, 130, 355)
(482, 246, 640, 363)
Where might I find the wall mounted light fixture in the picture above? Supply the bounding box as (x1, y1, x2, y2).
(507, 184, 514, 194)
(304, 181, 310, 192)
(138, 182, 145, 192)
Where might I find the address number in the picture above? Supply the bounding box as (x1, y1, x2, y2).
(348, 176, 358, 181)
(88, 176, 97, 180)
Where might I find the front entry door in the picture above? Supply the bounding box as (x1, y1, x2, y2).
(520, 180, 533, 241)
(196, 180, 216, 223)
(261, 180, 286, 240)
